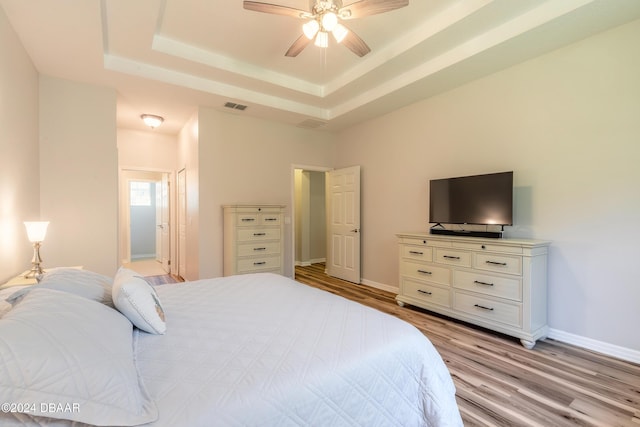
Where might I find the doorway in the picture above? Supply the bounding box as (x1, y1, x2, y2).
(291, 165, 331, 276)
(119, 169, 172, 275)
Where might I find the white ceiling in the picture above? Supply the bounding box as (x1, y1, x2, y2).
(2, 0, 640, 134)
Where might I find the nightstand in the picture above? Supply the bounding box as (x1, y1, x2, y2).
(1, 267, 83, 290)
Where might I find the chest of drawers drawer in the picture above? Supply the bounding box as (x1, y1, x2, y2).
(454, 270, 522, 301)
(401, 245, 433, 262)
(435, 248, 471, 267)
(400, 260, 451, 286)
(474, 253, 522, 275)
(402, 278, 450, 308)
(237, 228, 281, 242)
(238, 256, 281, 273)
(453, 291, 522, 328)
(237, 241, 281, 257)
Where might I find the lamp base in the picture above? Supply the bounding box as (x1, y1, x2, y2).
(24, 241, 44, 278)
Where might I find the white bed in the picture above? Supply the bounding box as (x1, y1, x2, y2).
(0, 270, 462, 426)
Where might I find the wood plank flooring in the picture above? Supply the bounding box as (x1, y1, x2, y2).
(295, 263, 640, 427)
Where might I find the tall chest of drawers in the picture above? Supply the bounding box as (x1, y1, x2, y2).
(396, 232, 550, 348)
(223, 205, 285, 276)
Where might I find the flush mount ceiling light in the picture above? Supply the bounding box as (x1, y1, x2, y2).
(140, 114, 164, 129)
(243, 0, 409, 57)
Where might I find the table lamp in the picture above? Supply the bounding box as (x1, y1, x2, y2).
(24, 221, 49, 278)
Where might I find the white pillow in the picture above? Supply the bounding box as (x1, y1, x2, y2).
(112, 267, 166, 334)
(0, 288, 158, 426)
(7, 267, 113, 307)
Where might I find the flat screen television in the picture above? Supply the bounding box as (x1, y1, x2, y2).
(429, 171, 513, 230)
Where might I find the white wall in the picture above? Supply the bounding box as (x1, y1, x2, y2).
(0, 6, 40, 282)
(335, 20, 640, 351)
(117, 128, 178, 171)
(197, 108, 335, 279)
(177, 112, 200, 281)
(39, 76, 119, 276)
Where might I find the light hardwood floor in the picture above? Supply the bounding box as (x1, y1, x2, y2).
(295, 263, 640, 427)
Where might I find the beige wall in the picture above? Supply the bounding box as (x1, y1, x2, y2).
(117, 128, 178, 171)
(197, 108, 335, 279)
(0, 6, 40, 282)
(335, 20, 640, 351)
(39, 76, 118, 276)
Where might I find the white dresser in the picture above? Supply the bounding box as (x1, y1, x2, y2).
(396, 232, 550, 348)
(223, 205, 285, 276)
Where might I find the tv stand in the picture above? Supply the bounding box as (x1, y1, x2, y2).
(429, 228, 503, 239)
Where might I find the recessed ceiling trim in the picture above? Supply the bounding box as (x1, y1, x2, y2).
(323, 0, 492, 96)
(103, 54, 328, 119)
(152, 34, 324, 97)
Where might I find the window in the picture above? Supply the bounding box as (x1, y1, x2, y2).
(130, 181, 151, 206)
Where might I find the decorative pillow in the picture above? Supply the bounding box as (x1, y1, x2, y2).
(0, 288, 158, 426)
(6, 267, 113, 307)
(112, 267, 166, 334)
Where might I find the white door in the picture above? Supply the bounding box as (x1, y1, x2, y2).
(177, 169, 187, 279)
(160, 173, 171, 273)
(326, 166, 361, 283)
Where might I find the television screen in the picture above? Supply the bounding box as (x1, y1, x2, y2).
(429, 171, 513, 226)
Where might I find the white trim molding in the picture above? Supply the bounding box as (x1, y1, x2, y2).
(547, 328, 640, 365)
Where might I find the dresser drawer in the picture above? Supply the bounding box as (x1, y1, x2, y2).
(238, 256, 281, 273)
(454, 270, 522, 301)
(454, 292, 522, 328)
(453, 241, 523, 254)
(403, 279, 450, 308)
(259, 214, 281, 226)
(238, 214, 259, 225)
(475, 253, 522, 275)
(237, 228, 281, 242)
(237, 241, 281, 257)
(400, 261, 451, 286)
(435, 248, 471, 267)
(401, 245, 433, 262)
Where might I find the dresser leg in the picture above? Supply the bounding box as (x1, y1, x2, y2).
(520, 339, 536, 349)
(396, 300, 405, 307)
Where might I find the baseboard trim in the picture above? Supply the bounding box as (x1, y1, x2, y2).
(547, 328, 640, 364)
(360, 278, 399, 294)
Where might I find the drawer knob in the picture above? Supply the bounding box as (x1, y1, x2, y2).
(418, 289, 433, 296)
(254, 247, 267, 251)
(254, 261, 266, 266)
(409, 251, 424, 255)
(253, 233, 266, 236)
(473, 280, 494, 287)
(265, 218, 277, 221)
(486, 260, 507, 266)
(417, 269, 432, 275)
(443, 255, 461, 260)
(241, 218, 255, 222)
(474, 304, 494, 311)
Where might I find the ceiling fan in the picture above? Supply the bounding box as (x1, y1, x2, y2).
(243, 0, 409, 57)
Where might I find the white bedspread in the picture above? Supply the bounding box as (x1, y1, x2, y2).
(138, 273, 461, 426)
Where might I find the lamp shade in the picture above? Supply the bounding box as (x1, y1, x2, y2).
(24, 221, 49, 242)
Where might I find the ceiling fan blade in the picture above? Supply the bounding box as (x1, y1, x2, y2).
(243, 1, 309, 19)
(341, 29, 371, 57)
(285, 34, 313, 57)
(339, 0, 409, 19)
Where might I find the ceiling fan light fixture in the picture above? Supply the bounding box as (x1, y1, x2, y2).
(303, 19, 319, 39)
(321, 12, 338, 32)
(332, 23, 348, 43)
(314, 31, 329, 48)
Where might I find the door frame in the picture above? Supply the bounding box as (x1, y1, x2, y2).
(290, 164, 332, 278)
(118, 167, 175, 274)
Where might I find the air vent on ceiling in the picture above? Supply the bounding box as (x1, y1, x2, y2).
(297, 119, 328, 129)
(224, 102, 247, 111)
